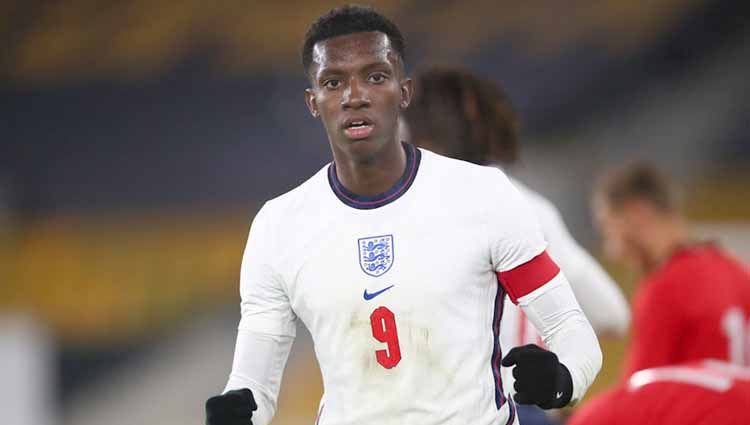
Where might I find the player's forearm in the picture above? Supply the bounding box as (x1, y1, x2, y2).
(222, 329, 294, 424)
(518, 272, 603, 403)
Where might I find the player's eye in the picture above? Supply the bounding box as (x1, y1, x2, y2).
(368, 73, 388, 84)
(323, 79, 341, 90)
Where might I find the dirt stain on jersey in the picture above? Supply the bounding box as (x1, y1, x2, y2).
(347, 309, 455, 387)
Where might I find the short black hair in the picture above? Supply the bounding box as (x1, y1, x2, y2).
(301, 4, 406, 74)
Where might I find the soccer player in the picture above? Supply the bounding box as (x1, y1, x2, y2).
(403, 67, 629, 425)
(592, 163, 750, 377)
(205, 6, 601, 425)
(567, 359, 750, 425)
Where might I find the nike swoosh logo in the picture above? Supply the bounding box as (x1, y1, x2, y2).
(363, 285, 394, 301)
(556, 392, 563, 399)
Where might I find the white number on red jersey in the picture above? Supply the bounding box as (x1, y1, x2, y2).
(721, 307, 750, 365)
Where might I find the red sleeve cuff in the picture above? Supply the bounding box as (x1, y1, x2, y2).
(498, 250, 560, 304)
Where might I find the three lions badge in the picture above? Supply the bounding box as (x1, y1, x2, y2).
(358, 235, 394, 277)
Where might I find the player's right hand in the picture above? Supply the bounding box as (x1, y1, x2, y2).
(205, 388, 257, 425)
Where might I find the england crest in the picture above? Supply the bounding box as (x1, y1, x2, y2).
(358, 235, 394, 277)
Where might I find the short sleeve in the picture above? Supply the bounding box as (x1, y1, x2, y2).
(238, 204, 297, 337)
(488, 172, 558, 303)
(487, 170, 548, 273)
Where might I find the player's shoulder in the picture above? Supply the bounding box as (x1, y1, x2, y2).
(419, 149, 538, 225)
(257, 163, 330, 222)
(700, 244, 750, 277)
(638, 247, 716, 305)
(653, 244, 736, 285)
(420, 148, 513, 192)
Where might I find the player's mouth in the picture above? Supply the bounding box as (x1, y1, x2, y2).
(342, 117, 374, 140)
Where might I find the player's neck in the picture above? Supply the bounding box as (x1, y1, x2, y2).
(640, 219, 689, 274)
(332, 140, 407, 197)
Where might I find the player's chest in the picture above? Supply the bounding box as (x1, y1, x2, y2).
(283, 218, 491, 319)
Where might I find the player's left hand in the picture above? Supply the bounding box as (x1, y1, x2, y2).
(205, 388, 257, 425)
(501, 344, 573, 409)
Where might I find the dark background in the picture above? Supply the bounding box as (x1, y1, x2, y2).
(1, 1, 749, 424)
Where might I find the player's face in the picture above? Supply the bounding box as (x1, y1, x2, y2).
(593, 195, 639, 266)
(305, 32, 412, 162)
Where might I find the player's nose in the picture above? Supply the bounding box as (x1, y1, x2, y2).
(341, 78, 370, 109)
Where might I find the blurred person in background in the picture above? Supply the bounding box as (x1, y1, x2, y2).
(403, 67, 629, 425)
(205, 5, 602, 425)
(592, 163, 750, 378)
(567, 359, 750, 425)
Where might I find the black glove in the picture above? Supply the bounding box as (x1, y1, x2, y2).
(205, 388, 257, 425)
(501, 344, 573, 409)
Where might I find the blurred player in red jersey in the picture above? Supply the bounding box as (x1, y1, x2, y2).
(592, 163, 750, 377)
(567, 359, 750, 425)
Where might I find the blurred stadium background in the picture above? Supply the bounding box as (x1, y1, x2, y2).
(1, 1, 749, 424)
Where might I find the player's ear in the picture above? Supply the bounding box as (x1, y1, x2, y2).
(305, 88, 320, 118)
(399, 77, 413, 110)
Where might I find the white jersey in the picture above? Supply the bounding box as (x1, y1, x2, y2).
(499, 178, 630, 348)
(224, 145, 601, 425)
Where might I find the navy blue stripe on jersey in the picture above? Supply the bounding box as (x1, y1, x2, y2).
(505, 397, 516, 425)
(491, 278, 507, 409)
(315, 403, 325, 425)
(328, 142, 421, 210)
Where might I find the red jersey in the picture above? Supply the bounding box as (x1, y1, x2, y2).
(623, 244, 750, 378)
(568, 360, 750, 425)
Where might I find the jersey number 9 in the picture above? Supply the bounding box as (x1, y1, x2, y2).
(370, 306, 402, 369)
